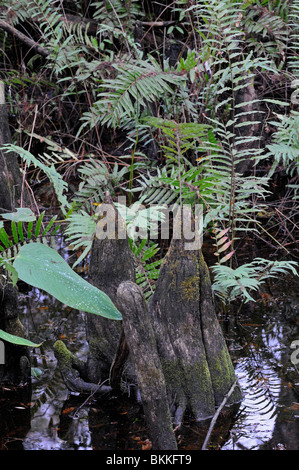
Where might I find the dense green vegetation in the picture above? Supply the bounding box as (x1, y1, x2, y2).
(1, 0, 299, 317)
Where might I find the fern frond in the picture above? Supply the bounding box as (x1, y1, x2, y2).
(79, 58, 184, 130)
(64, 211, 97, 268)
(74, 158, 130, 210)
(263, 112, 299, 172)
(212, 257, 298, 303)
(2, 144, 71, 215)
(141, 117, 270, 233)
(211, 226, 235, 264)
(0, 209, 60, 271)
(129, 238, 163, 300)
(242, 2, 289, 62)
(289, 0, 299, 73)
(92, 0, 142, 27)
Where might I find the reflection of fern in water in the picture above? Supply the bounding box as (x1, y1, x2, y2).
(224, 323, 285, 450)
(228, 357, 281, 450)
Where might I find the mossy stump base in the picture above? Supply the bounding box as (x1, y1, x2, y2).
(53, 340, 112, 396)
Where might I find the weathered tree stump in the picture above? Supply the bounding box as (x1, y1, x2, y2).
(0, 81, 22, 212)
(86, 193, 135, 383)
(148, 211, 242, 424)
(117, 281, 177, 450)
(63, 198, 242, 449)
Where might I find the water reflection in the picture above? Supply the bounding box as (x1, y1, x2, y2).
(222, 317, 299, 450)
(61, 407, 93, 450)
(21, 334, 68, 450)
(1, 272, 298, 450)
(223, 347, 282, 449)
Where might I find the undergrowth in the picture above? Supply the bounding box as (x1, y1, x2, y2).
(0, 0, 299, 307)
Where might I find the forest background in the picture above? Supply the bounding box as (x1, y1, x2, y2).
(0, 0, 298, 311)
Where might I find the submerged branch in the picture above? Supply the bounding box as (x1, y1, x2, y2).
(201, 379, 239, 450)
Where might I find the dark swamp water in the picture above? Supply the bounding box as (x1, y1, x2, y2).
(0, 242, 298, 451)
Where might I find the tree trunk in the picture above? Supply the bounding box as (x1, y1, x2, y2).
(0, 82, 22, 212)
(0, 283, 31, 386)
(86, 192, 136, 383)
(0, 83, 30, 387)
(234, 74, 262, 175)
(74, 199, 242, 447)
(117, 281, 177, 450)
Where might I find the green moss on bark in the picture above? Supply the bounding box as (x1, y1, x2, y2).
(53, 340, 74, 369)
(6, 318, 27, 339)
(180, 275, 200, 302)
(161, 357, 215, 419)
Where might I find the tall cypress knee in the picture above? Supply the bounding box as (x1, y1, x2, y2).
(117, 281, 177, 450)
(148, 209, 242, 423)
(86, 193, 135, 383)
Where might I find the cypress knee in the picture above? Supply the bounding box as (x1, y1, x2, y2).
(117, 281, 177, 450)
(86, 192, 135, 383)
(148, 209, 242, 423)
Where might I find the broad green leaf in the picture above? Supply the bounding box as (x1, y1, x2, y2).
(13, 242, 122, 320)
(0, 328, 42, 347)
(13, 243, 121, 320)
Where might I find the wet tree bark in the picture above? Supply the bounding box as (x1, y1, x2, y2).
(53, 340, 112, 396)
(0, 83, 30, 387)
(148, 212, 242, 424)
(86, 193, 135, 383)
(78, 199, 242, 448)
(0, 81, 22, 212)
(117, 281, 177, 450)
(0, 283, 31, 386)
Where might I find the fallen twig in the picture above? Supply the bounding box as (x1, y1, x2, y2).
(201, 379, 239, 450)
(0, 19, 49, 57)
